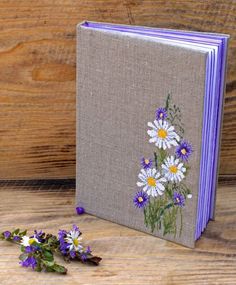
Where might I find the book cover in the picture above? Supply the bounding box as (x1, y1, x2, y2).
(76, 21, 229, 247)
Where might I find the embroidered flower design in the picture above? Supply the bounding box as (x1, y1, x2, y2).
(133, 190, 149, 208)
(140, 157, 153, 169)
(147, 120, 179, 149)
(134, 94, 192, 237)
(173, 192, 185, 207)
(161, 156, 186, 182)
(156, 107, 167, 120)
(176, 141, 193, 161)
(137, 168, 167, 197)
(187, 194, 192, 199)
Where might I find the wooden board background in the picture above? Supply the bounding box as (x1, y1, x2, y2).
(0, 0, 235, 179)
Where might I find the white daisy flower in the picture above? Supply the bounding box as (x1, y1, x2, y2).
(147, 120, 180, 149)
(65, 227, 83, 252)
(137, 168, 167, 197)
(187, 194, 192, 199)
(161, 156, 186, 182)
(21, 236, 40, 247)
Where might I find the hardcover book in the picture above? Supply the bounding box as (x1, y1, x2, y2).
(76, 21, 229, 247)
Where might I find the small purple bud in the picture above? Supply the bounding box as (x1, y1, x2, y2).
(3, 231, 11, 239)
(13, 236, 21, 242)
(76, 207, 85, 215)
(72, 224, 79, 232)
(86, 246, 91, 254)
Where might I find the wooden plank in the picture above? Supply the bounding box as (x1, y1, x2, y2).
(0, 181, 236, 284)
(0, 0, 235, 179)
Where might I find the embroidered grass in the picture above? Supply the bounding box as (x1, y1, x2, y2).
(134, 94, 193, 237)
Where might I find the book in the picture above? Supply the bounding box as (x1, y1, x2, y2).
(76, 21, 229, 247)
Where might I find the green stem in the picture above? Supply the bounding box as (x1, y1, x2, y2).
(156, 203, 174, 225)
(154, 152, 158, 169)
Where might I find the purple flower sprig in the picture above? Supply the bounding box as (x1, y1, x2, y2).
(0, 228, 27, 244)
(0, 225, 102, 274)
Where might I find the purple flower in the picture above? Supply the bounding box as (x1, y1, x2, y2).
(156, 108, 167, 120)
(80, 253, 87, 262)
(32, 230, 44, 243)
(141, 157, 152, 169)
(133, 191, 149, 208)
(58, 226, 83, 256)
(86, 246, 91, 254)
(70, 251, 76, 259)
(60, 242, 69, 255)
(58, 229, 67, 240)
(13, 235, 21, 242)
(76, 207, 85, 215)
(176, 141, 193, 161)
(20, 256, 37, 269)
(59, 239, 69, 255)
(24, 246, 37, 254)
(3, 231, 11, 239)
(173, 192, 185, 207)
(72, 224, 80, 233)
(58, 230, 69, 255)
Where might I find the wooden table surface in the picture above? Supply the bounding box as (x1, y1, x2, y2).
(0, 181, 236, 285)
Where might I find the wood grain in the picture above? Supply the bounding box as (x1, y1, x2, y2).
(0, 181, 236, 284)
(0, 0, 235, 179)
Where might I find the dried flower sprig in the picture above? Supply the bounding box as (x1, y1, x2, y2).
(0, 225, 102, 274)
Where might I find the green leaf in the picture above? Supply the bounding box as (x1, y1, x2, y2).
(42, 260, 55, 267)
(52, 264, 67, 274)
(43, 250, 54, 262)
(165, 93, 171, 111)
(20, 230, 27, 236)
(20, 245, 25, 252)
(154, 152, 158, 169)
(12, 229, 20, 235)
(164, 94, 184, 139)
(35, 264, 43, 272)
(19, 253, 28, 261)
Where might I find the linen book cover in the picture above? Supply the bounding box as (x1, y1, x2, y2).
(76, 21, 229, 247)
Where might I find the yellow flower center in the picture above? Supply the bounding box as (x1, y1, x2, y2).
(144, 159, 149, 165)
(160, 113, 163, 118)
(29, 238, 36, 245)
(176, 197, 180, 203)
(73, 239, 79, 247)
(181, 148, 187, 155)
(169, 165, 178, 174)
(157, 129, 167, 139)
(138, 197, 143, 203)
(147, 177, 156, 187)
